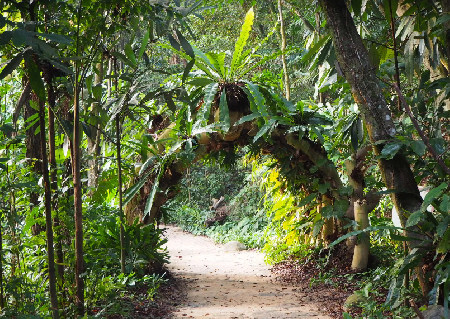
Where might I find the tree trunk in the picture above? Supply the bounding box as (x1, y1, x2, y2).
(87, 61, 103, 189)
(37, 98, 59, 318)
(351, 199, 370, 270)
(72, 6, 84, 312)
(320, 0, 429, 294)
(116, 115, 126, 273)
(321, 195, 334, 244)
(25, 92, 45, 235)
(319, 0, 422, 231)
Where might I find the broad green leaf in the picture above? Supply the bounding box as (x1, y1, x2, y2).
(235, 113, 261, 126)
(381, 142, 403, 159)
(92, 84, 102, 101)
(124, 43, 137, 68)
(200, 82, 218, 121)
(351, 0, 363, 16)
(301, 36, 330, 65)
(298, 193, 317, 208)
(123, 169, 154, 207)
(438, 228, 450, 253)
(143, 166, 163, 218)
(330, 225, 400, 248)
(206, 52, 226, 78)
(430, 138, 446, 155)
(182, 59, 195, 83)
(311, 126, 324, 144)
(423, 183, 447, 208)
(167, 33, 180, 51)
(110, 51, 134, 69)
(219, 88, 230, 131)
(313, 219, 325, 237)
(230, 7, 254, 76)
(437, 216, 449, 237)
(35, 32, 73, 44)
(164, 92, 176, 112)
(314, 39, 332, 68)
(390, 233, 423, 242)
(28, 59, 46, 102)
(318, 183, 330, 194)
(440, 194, 450, 213)
(406, 211, 424, 227)
(187, 78, 215, 86)
(141, 87, 164, 105)
(244, 81, 266, 115)
(176, 29, 194, 58)
(138, 28, 150, 60)
(321, 205, 333, 218)
(192, 46, 217, 73)
(253, 119, 274, 142)
(410, 140, 426, 156)
(0, 51, 23, 80)
(334, 200, 350, 216)
(0, 123, 15, 134)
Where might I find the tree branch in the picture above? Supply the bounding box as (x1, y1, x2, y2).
(393, 83, 450, 176)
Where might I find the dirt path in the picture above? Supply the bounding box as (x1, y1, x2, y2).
(163, 225, 331, 319)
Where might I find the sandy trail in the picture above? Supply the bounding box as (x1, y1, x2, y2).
(163, 225, 331, 319)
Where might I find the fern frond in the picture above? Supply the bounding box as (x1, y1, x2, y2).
(230, 7, 254, 79)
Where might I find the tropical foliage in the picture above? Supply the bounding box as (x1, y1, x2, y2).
(1, 0, 450, 317)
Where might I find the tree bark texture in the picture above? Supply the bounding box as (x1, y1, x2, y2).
(25, 92, 45, 235)
(38, 98, 59, 318)
(319, 0, 422, 229)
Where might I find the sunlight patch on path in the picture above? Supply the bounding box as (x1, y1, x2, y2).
(163, 225, 331, 319)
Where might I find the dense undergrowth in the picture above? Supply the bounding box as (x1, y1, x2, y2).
(0, 202, 169, 318)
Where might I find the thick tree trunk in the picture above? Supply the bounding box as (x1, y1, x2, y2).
(320, 0, 430, 295)
(319, 0, 422, 229)
(25, 92, 45, 235)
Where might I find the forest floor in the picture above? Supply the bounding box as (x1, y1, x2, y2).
(160, 225, 334, 319)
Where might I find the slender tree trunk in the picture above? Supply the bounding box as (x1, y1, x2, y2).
(116, 115, 126, 273)
(87, 61, 103, 189)
(38, 98, 59, 318)
(72, 3, 84, 314)
(47, 84, 65, 302)
(277, 0, 290, 100)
